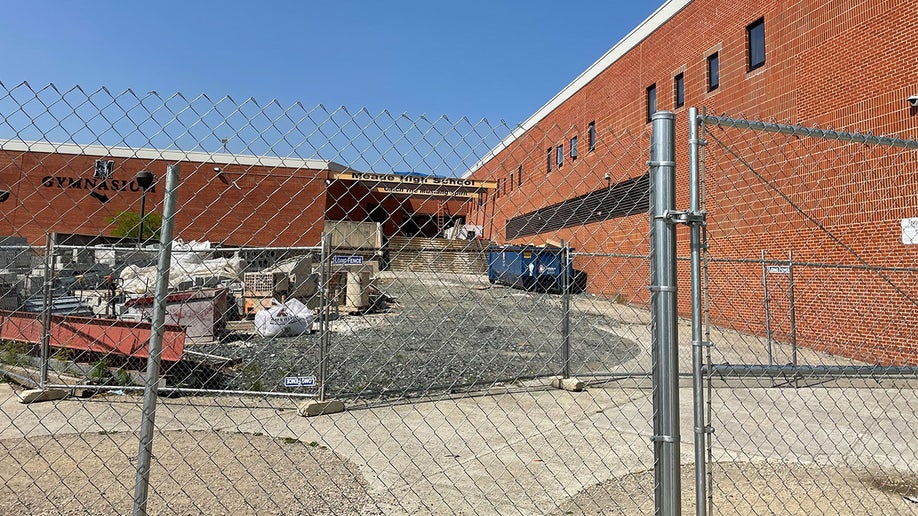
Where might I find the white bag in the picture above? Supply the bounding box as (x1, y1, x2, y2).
(254, 298, 316, 338)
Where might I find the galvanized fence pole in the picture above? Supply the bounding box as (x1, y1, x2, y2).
(318, 232, 331, 402)
(650, 110, 681, 515)
(788, 250, 798, 388)
(761, 250, 773, 366)
(132, 164, 180, 516)
(688, 107, 708, 516)
(39, 233, 55, 388)
(561, 240, 571, 379)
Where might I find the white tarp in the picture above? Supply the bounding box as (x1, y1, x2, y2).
(119, 240, 246, 294)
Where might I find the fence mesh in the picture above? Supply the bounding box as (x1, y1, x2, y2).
(0, 82, 664, 515)
(2, 81, 916, 515)
(698, 114, 918, 515)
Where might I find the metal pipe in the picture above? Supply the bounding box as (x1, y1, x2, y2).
(703, 364, 918, 377)
(650, 110, 681, 516)
(761, 250, 773, 366)
(318, 232, 330, 402)
(701, 115, 918, 149)
(39, 232, 55, 389)
(44, 384, 318, 398)
(132, 164, 180, 516)
(561, 240, 571, 379)
(688, 107, 707, 516)
(788, 250, 798, 374)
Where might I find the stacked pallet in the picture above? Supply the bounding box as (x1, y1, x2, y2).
(385, 237, 491, 274)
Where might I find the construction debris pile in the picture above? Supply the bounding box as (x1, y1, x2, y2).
(0, 236, 387, 391)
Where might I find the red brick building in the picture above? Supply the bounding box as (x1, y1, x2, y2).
(466, 0, 918, 365)
(0, 140, 487, 248)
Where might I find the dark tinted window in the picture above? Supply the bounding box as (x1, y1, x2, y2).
(674, 73, 685, 108)
(708, 53, 720, 91)
(748, 18, 765, 70)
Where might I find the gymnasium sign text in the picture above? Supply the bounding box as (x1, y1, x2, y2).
(40, 176, 157, 193)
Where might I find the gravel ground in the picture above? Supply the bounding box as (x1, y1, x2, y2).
(195, 272, 641, 399)
(0, 430, 389, 516)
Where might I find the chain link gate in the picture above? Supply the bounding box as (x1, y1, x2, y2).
(0, 82, 684, 515)
(691, 111, 918, 515)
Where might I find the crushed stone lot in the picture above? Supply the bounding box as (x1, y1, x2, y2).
(200, 272, 643, 398)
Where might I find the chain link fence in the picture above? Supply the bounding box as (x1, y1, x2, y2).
(0, 82, 666, 515)
(695, 112, 918, 515)
(0, 81, 916, 515)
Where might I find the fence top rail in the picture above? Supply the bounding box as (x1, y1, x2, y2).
(698, 114, 918, 150)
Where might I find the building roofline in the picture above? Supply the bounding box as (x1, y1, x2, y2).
(464, 0, 692, 178)
(0, 139, 352, 172)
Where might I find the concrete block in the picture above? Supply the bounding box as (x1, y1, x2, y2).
(551, 376, 585, 392)
(19, 388, 68, 404)
(297, 399, 345, 417)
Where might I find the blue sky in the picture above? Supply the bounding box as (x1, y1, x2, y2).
(1, 1, 661, 126)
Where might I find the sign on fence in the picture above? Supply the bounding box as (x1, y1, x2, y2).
(332, 255, 364, 265)
(283, 376, 317, 388)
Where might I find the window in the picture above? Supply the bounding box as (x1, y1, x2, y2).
(707, 52, 720, 91)
(547, 148, 552, 173)
(646, 84, 657, 122)
(518, 165, 523, 186)
(556, 145, 564, 168)
(747, 18, 765, 70)
(674, 73, 685, 108)
(570, 136, 578, 159)
(509, 172, 513, 192)
(502, 178, 506, 196)
(588, 121, 596, 151)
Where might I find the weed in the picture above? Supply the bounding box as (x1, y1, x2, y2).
(89, 358, 111, 383)
(115, 369, 133, 386)
(0, 341, 27, 366)
(51, 347, 72, 361)
(611, 292, 629, 304)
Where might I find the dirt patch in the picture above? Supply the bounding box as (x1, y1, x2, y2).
(557, 462, 918, 515)
(0, 431, 390, 515)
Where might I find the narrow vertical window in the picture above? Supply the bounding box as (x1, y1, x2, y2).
(674, 73, 685, 108)
(556, 145, 563, 168)
(588, 121, 596, 151)
(570, 136, 578, 159)
(747, 18, 765, 70)
(646, 84, 657, 122)
(707, 52, 720, 91)
(547, 148, 552, 173)
(518, 165, 523, 186)
(509, 173, 513, 192)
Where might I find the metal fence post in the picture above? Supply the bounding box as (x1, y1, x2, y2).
(561, 240, 571, 379)
(688, 107, 708, 516)
(318, 232, 331, 402)
(132, 164, 180, 516)
(39, 232, 56, 389)
(761, 250, 773, 366)
(650, 110, 681, 515)
(788, 250, 798, 388)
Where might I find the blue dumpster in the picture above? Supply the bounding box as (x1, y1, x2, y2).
(487, 245, 576, 293)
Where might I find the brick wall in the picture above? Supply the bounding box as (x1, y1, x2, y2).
(0, 150, 329, 247)
(468, 0, 918, 365)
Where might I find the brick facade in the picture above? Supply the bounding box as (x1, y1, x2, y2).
(467, 0, 918, 365)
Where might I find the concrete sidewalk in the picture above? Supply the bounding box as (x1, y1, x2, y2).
(2, 375, 915, 514)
